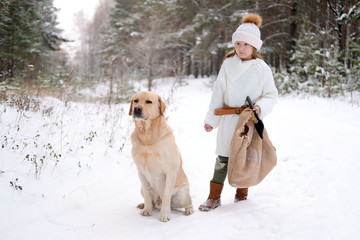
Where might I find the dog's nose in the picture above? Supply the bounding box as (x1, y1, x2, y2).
(134, 107, 142, 116)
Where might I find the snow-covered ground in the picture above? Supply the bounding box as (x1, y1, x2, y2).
(1, 78, 360, 240)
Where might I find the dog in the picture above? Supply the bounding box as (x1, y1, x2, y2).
(129, 91, 194, 222)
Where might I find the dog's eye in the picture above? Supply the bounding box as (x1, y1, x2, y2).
(146, 100, 152, 104)
(134, 99, 139, 103)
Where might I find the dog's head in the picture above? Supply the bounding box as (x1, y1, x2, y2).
(129, 91, 166, 120)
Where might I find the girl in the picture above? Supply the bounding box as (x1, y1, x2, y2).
(199, 13, 278, 211)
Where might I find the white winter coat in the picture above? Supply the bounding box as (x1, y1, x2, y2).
(204, 55, 278, 157)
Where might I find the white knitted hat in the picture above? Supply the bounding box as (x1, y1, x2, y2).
(232, 13, 263, 50)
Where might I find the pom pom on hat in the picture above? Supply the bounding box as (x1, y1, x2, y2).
(242, 13, 262, 27)
(232, 13, 263, 50)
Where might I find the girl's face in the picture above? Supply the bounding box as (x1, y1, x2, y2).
(234, 41, 254, 61)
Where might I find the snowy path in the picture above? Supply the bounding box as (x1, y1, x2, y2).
(1, 78, 360, 240)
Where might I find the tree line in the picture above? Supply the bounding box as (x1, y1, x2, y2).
(74, 0, 360, 97)
(0, 0, 359, 98)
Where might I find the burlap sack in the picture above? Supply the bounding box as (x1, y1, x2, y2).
(228, 108, 277, 188)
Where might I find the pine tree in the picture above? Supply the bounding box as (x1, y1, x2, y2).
(314, 43, 345, 97)
(103, 0, 183, 90)
(289, 15, 348, 97)
(99, 0, 140, 99)
(289, 17, 319, 93)
(0, 0, 66, 82)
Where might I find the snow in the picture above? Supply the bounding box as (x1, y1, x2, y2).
(1, 78, 360, 240)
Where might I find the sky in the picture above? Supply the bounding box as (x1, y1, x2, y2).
(53, 0, 100, 54)
(54, 0, 99, 36)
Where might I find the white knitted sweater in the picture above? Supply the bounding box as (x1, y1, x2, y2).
(204, 55, 278, 157)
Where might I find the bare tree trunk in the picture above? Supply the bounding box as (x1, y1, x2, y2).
(147, 22, 157, 91)
(109, 60, 114, 106)
(147, 53, 154, 91)
(343, 0, 350, 69)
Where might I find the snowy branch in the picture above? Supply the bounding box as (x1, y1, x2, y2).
(263, 32, 291, 44)
(191, 0, 200, 9)
(261, 19, 290, 29)
(257, 3, 293, 11)
(216, 3, 232, 13)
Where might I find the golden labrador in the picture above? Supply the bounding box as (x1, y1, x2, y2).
(129, 91, 194, 222)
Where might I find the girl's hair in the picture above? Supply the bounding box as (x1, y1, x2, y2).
(222, 47, 263, 64)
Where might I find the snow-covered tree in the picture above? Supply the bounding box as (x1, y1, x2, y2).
(288, 13, 351, 97)
(314, 43, 346, 97)
(0, 0, 67, 81)
(289, 17, 319, 92)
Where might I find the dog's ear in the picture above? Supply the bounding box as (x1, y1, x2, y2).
(158, 95, 166, 115)
(129, 96, 134, 116)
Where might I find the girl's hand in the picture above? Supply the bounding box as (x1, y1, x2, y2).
(253, 105, 261, 115)
(204, 124, 213, 132)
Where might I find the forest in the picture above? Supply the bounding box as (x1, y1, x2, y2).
(0, 0, 359, 100)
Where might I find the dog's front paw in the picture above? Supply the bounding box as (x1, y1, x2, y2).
(140, 208, 152, 216)
(160, 209, 171, 222)
(137, 203, 144, 209)
(184, 206, 194, 215)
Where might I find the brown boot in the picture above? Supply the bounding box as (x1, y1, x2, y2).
(234, 188, 248, 202)
(199, 181, 224, 212)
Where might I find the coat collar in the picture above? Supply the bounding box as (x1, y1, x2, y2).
(224, 55, 256, 82)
